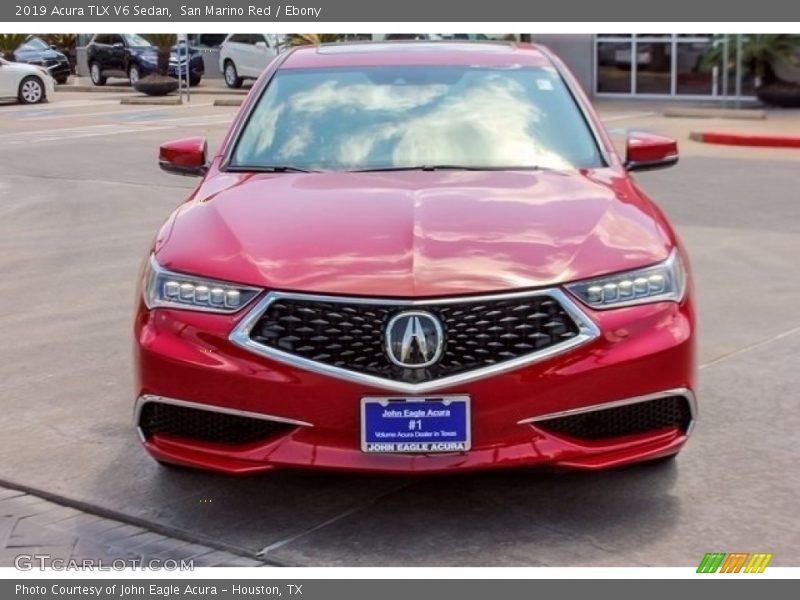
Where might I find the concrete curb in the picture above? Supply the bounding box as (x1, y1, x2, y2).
(121, 96, 183, 106)
(60, 85, 248, 96)
(664, 107, 767, 120)
(689, 131, 800, 148)
(213, 98, 244, 107)
(57, 85, 135, 94)
(0, 477, 293, 566)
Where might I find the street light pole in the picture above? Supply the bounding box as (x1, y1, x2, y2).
(735, 34, 743, 109)
(177, 33, 189, 104)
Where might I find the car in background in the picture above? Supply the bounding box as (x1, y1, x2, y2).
(188, 34, 227, 49)
(7, 36, 70, 84)
(0, 57, 54, 104)
(439, 34, 490, 41)
(138, 42, 695, 475)
(219, 34, 279, 88)
(86, 34, 204, 87)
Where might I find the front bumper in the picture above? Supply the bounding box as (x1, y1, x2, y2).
(134, 295, 696, 475)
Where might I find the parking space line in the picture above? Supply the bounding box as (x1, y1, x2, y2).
(0, 99, 119, 113)
(0, 116, 233, 145)
(14, 103, 216, 122)
(2, 172, 192, 190)
(699, 323, 800, 370)
(256, 505, 368, 557)
(256, 482, 413, 557)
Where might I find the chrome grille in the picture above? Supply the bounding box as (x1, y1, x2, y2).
(247, 294, 582, 385)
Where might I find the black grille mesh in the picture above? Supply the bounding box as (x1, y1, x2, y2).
(249, 295, 581, 384)
(139, 402, 295, 445)
(536, 395, 692, 440)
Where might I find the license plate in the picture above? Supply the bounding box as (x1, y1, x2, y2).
(361, 396, 471, 453)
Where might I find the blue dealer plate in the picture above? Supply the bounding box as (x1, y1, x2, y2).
(361, 396, 471, 453)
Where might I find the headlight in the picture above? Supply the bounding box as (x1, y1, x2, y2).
(143, 255, 262, 313)
(566, 249, 686, 309)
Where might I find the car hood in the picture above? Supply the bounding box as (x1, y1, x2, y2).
(155, 170, 672, 297)
(16, 49, 67, 62)
(3, 60, 50, 76)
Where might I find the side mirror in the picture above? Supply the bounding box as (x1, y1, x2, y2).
(255, 41, 269, 50)
(624, 133, 678, 172)
(159, 137, 208, 177)
(50, 44, 58, 51)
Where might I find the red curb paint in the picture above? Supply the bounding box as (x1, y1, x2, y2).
(691, 131, 800, 148)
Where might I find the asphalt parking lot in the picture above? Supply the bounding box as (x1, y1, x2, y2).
(0, 91, 798, 567)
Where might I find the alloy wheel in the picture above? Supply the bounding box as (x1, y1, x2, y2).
(20, 79, 43, 104)
(225, 63, 237, 86)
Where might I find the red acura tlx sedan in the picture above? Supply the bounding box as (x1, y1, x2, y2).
(134, 41, 696, 474)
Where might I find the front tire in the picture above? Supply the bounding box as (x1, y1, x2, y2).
(189, 75, 201, 87)
(18, 76, 45, 104)
(128, 64, 141, 86)
(223, 60, 243, 89)
(90, 62, 106, 86)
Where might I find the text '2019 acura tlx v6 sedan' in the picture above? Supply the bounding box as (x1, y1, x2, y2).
(135, 41, 696, 475)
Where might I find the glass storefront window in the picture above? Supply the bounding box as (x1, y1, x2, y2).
(676, 41, 713, 95)
(596, 41, 633, 93)
(635, 42, 672, 94)
(594, 34, 755, 99)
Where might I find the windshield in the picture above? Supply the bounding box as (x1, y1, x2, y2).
(230, 65, 603, 172)
(124, 34, 153, 47)
(20, 37, 49, 51)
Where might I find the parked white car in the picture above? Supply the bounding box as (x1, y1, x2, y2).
(0, 57, 55, 104)
(218, 34, 279, 88)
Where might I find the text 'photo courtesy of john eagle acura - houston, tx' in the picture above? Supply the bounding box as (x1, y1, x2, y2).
(134, 41, 695, 475)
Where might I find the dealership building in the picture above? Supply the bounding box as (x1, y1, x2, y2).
(75, 33, 756, 101)
(534, 34, 755, 100)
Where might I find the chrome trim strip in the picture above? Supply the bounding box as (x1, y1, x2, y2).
(229, 288, 601, 394)
(133, 394, 313, 440)
(625, 154, 679, 173)
(517, 387, 697, 435)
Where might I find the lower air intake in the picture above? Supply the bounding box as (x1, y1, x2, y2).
(139, 402, 295, 445)
(536, 395, 692, 440)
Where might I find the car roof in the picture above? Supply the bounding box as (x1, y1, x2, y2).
(280, 41, 553, 69)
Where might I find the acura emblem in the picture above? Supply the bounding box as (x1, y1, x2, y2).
(385, 311, 444, 368)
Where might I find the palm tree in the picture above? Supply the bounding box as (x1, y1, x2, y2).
(143, 33, 177, 78)
(283, 34, 347, 48)
(0, 34, 29, 61)
(40, 33, 76, 52)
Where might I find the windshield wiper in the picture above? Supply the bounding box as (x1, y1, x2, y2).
(350, 165, 548, 173)
(230, 165, 319, 173)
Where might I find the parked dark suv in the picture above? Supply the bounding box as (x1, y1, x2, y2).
(86, 34, 204, 86)
(10, 36, 70, 84)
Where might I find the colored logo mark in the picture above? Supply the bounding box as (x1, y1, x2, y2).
(697, 552, 773, 573)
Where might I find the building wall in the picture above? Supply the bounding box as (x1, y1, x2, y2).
(531, 34, 594, 95)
